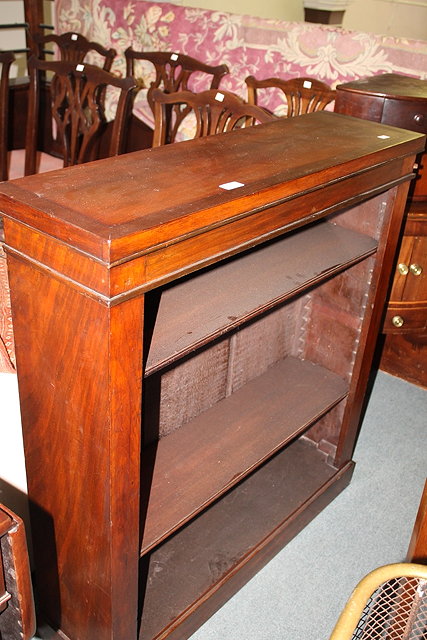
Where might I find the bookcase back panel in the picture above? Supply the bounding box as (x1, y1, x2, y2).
(143, 340, 230, 444)
(225, 299, 304, 393)
(145, 298, 307, 442)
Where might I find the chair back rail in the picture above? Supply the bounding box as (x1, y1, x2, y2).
(33, 31, 117, 70)
(245, 75, 336, 116)
(152, 87, 276, 147)
(125, 48, 229, 142)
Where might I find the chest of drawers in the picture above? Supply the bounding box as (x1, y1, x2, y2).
(335, 74, 427, 387)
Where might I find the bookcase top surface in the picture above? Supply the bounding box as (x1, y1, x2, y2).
(1, 111, 424, 262)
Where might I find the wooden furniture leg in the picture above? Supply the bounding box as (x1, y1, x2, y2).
(407, 479, 427, 563)
(6, 250, 145, 639)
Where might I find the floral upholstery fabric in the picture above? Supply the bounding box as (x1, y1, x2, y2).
(55, 0, 427, 125)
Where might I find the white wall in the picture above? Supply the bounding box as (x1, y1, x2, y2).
(0, 0, 27, 77)
(184, 0, 427, 40)
(0, 372, 31, 530)
(1, 0, 426, 40)
(0, 374, 26, 489)
(344, 0, 427, 40)
(185, 0, 304, 21)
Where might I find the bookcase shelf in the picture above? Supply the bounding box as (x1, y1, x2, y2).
(145, 221, 377, 375)
(139, 438, 345, 640)
(140, 355, 348, 554)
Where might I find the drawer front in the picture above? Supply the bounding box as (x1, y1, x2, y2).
(383, 302, 427, 333)
(334, 91, 384, 122)
(388, 233, 427, 304)
(382, 98, 427, 133)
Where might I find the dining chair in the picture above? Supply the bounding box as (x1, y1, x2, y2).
(125, 48, 229, 140)
(329, 563, 427, 640)
(24, 56, 137, 176)
(151, 88, 277, 147)
(245, 75, 336, 117)
(33, 31, 117, 70)
(0, 51, 15, 181)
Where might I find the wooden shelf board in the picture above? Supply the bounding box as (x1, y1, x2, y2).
(139, 438, 342, 640)
(145, 221, 377, 375)
(140, 356, 347, 554)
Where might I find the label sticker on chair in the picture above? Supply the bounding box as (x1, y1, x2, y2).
(215, 92, 225, 102)
(71, 34, 78, 40)
(76, 64, 85, 72)
(170, 53, 179, 61)
(303, 80, 312, 89)
(377, 135, 391, 139)
(219, 181, 245, 190)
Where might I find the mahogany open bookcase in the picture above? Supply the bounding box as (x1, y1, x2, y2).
(0, 111, 425, 640)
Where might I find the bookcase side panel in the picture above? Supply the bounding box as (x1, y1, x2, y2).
(335, 179, 413, 466)
(6, 250, 144, 640)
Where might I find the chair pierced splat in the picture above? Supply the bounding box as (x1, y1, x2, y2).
(245, 75, 336, 117)
(152, 88, 277, 147)
(25, 56, 137, 176)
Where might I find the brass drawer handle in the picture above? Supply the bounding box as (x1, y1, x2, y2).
(413, 113, 424, 125)
(392, 315, 404, 328)
(410, 263, 423, 276)
(398, 262, 409, 275)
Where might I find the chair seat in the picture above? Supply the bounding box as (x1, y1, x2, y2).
(7, 149, 64, 180)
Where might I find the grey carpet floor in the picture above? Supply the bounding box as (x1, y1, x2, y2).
(188, 370, 427, 640)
